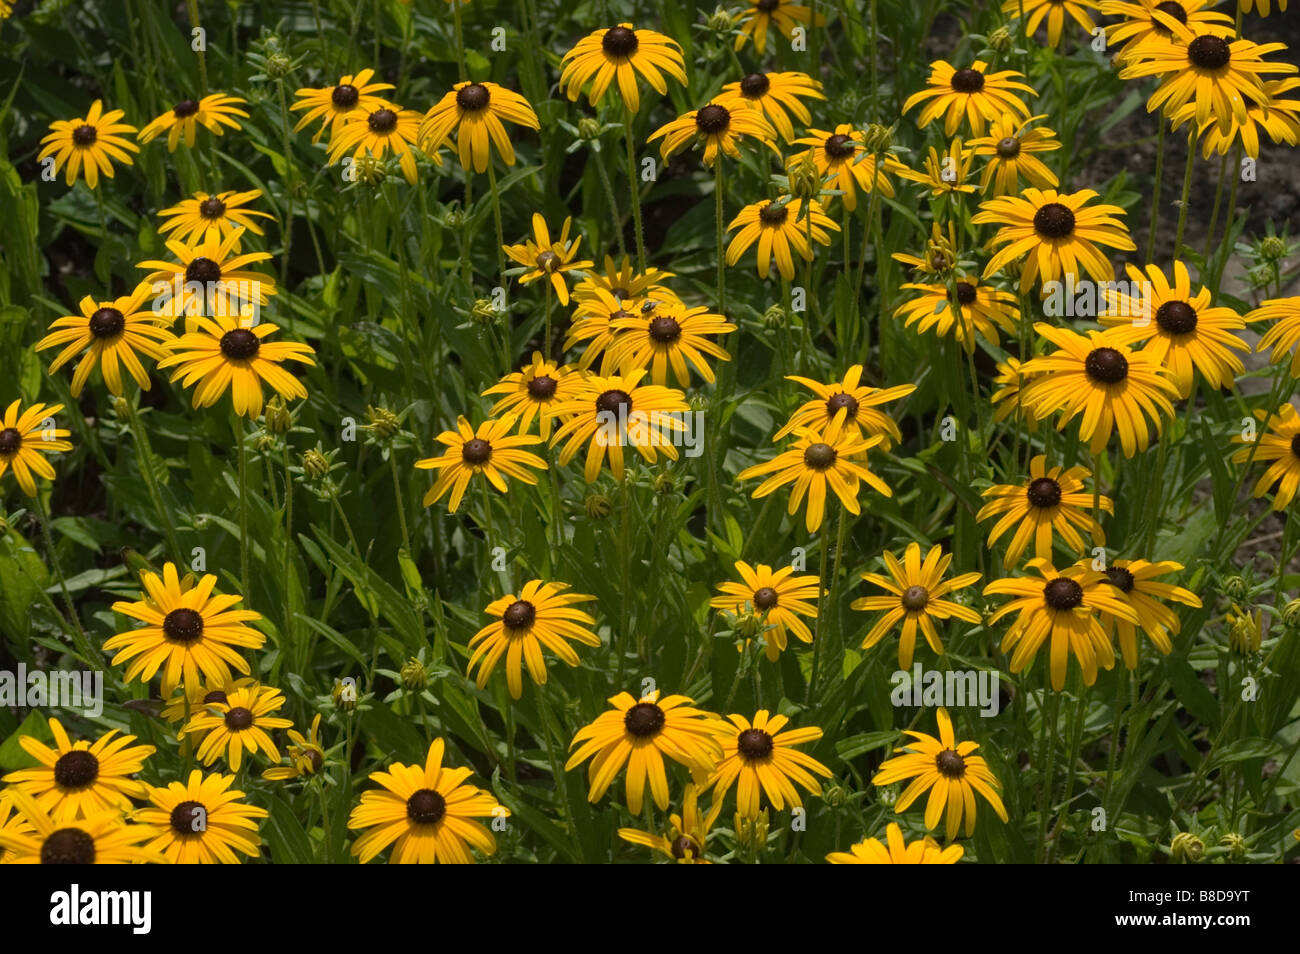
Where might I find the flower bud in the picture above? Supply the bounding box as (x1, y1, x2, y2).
(584, 494, 612, 519)
(577, 117, 602, 141)
(861, 122, 895, 155)
(1282, 598, 1300, 630)
(264, 395, 291, 435)
(988, 26, 1012, 53)
(789, 154, 822, 201)
(400, 657, 428, 692)
(265, 53, 293, 80)
(653, 472, 676, 495)
(1223, 576, 1248, 600)
(471, 298, 503, 326)
(763, 303, 787, 329)
(1170, 831, 1204, 863)
(1259, 235, 1287, 262)
(707, 6, 734, 34)
(365, 405, 401, 441)
(302, 448, 331, 481)
(1218, 832, 1247, 860)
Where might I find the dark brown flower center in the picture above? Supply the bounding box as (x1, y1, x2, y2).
(740, 72, 771, 98)
(527, 375, 558, 399)
(753, 586, 779, 610)
(502, 599, 536, 630)
(624, 702, 666, 737)
(536, 250, 560, 273)
(41, 828, 95, 864)
(756, 0, 780, 10)
(0, 428, 20, 456)
(601, 26, 639, 57)
(72, 124, 98, 147)
(224, 706, 254, 730)
(1155, 300, 1197, 335)
(1154, 1, 1188, 23)
(1291, 433, 1300, 459)
(368, 108, 398, 133)
(695, 104, 731, 135)
(89, 307, 125, 339)
(203, 689, 228, 705)
(220, 328, 261, 360)
(1026, 476, 1062, 509)
(461, 437, 492, 464)
(331, 84, 360, 108)
(823, 133, 856, 159)
(162, 607, 205, 644)
(1187, 35, 1231, 71)
(995, 136, 1020, 159)
(935, 748, 966, 778)
(173, 99, 200, 118)
(596, 389, 633, 419)
(1033, 202, 1075, 239)
(1043, 577, 1084, 611)
(198, 196, 227, 219)
(406, 788, 446, 825)
(1085, 347, 1129, 384)
(737, 727, 774, 760)
(803, 442, 837, 471)
(53, 750, 99, 789)
(456, 83, 490, 112)
(305, 749, 324, 773)
(826, 391, 860, 418)
(759, 202, 789, 225)
(185, 256, 222, 285)
(169, 800, 206, 835)
(612, 287, 632, 300)
(951, 68, 985, 93)
(1105, 566, 1135, 592)
(901, 585, 930, 612)
(670, 834, 701, 859)
(648, 316, 682, 343)
(956, 281, 978, 305)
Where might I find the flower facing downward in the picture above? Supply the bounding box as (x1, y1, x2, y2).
(38, 99, 139, 188)
(649, 99, 778, 167)
(559, 23, 687, 114)
(726, 198, 839, 280)
(263, 714, 327, 781)
(138, 93, 249, 151)
(419, 81, 539, 173)
(415, 415, 546, 513)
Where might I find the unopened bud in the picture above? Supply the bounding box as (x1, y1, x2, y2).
(400, 657, 428, 692)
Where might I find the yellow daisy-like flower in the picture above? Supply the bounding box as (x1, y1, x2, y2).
(852, 542, 983, 668)
(872, 707, 1008, 840)
(565, 689, 724, 815)
(1097, 559, 1202, 668)
(418, 80, 539, 173)
(606, 300, 735, 387)
(1232, 402, 1300, 510)
(105, 562, 265, 696)
(968, 112, 1061, 195)
(138, 93, 249, 151)
(725, 197, 839, 281)
(1101, 0, 1234, 63)
(0, 790, 163, 865)
(3, 718, 154, 821)
(161, 673, 258, 725)
(648, 98, 778, 168)
(903, 59, 1036, 137)
(977, 455, 1112, 568)
(718, 70, 824, 143)
(326, 103, 426, 185)
(572, 255, 679, 306)
(157, 190, 274, 245)
(973, 187, 1136, 296)
(35, 283, 175, 397)
(503, 213, 594, 306)
(773, 364, 916, 451)
(136, 228, 277, 322)
(894, 220, 962, 279)
(558, 23, 687, 114)
(137, 770, 268, 864)
(482, 352, 580, 440)
(157, 312, 316, 419)
(37, 99, 138, 188)
(706, 711, 832, 819)
(184, 683, 293, 772)
(787, 125, 909, 212)
(1240, 0, 1288, 15)
(349, 739, 507, 864)
(0, 793, 34, 864)
(415, 415, 546, 513)
(1004, 0, 1100, 48)
(710, 561, 821, 661)
(618, 783, 723, 863)
(734, 0, 824, 54)
(564, 286, 645, 373)
(468, 580, 600, 699)
(991, 356, 1036, 424)
(898, 137, 978, 196)
(1173, 77, 1300, 159)
(1251, 296, 1300, 378)
(263, 713, 327, 781)
(984, 557, 1138, 689)
(291, 68, 395, 143)
(0, 400, 72, 498)
(1019, 324, 1179, 457)
(548, 370, 690, 482)
(895, 276, 1021, 353)
(737, 425, 893, 533)
(827, 822, 965, 864)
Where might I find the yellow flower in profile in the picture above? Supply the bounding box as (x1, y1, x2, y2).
(991, 356, 1036, 424)
(706, 711, 831, 819)
(136, 229, 277, 323)
(138, 93, 249, 150)
(38, 99, 138, 188)
(894, 276, 1020, 353)
(327, 103, 426, 185)
(3, 718, 154, 821)
(734, 0, 824, 54)
(559, 23, 687, 114)
(263, 714, 327, 781)
(563, 287, 642, 373)
(291, 68, 395, 143)
(0, 400, 72, 497)
(618, 783, 723, 863)
(968, 113, 1061, 195)
(482, 352, 580, 439)
(1173, 77, 1300, 159)
(872, 707, 1008, 840)
(1232, 402, 1300, 511)
(184, 683, 293, 772)
(606, 300, 735, 387)
(573, 255, 679, 306)
(1251, 296, 1300, 378)
(503, 213, 593, 306)
(718, 71, 824, 142)
(1004, 0, 1099, 48)
(648, 98, 778, 167)
(710, 561, 821, 661)
(1240, 0, 1289, 16)
(827, 822, 964, 864)
(415, 415, 546, 513)
(0, 790, 163, 865)
(898, 137, 977, 197)
(774, 364, 915, 451)
(137, 770, 268, 864)
(349, 739, 507, 864)
(977, 455, 1111, 568)
(1097, 559, 1202, 668)
(419, 81, 539, 173)
(903, 59, 1035, 137)
(787, 125, 909, 212)
(36, 284, 175, 397)
(157, 190, 274, 245)
(725, 197, 838, 280)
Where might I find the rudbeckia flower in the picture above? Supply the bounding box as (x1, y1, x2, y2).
(894, 276, 1020, 352)
(827, 822, 964, 863)
(327, 104, 427, 185)
(649, 98, 778, 167)
(734, 0, 824, 54)
(1232, 402, 1300, 511)
(263, 714, 327, 781)
(503, 213, 594, 305)
(573, 255, 679, 305)
(559, 23, 687, 113)
(415, 415, 547, 513)
(725, 197, 838, 280)
(774, 364, 915, 451)
(0, 790, 163, 865)
(618, 783, 722, 863)
(291, 68, 396, 143)
(977, 455, 1112, 567)
(1251, 296, 1300, 378)
(606, 300, 735, 387)
(1101, 0, 1233, 63)
(903, 60, 1036, 137)
(38, 99, 138, 188)
(0, 400, 72, 497)
(1097, 559, 1202, 668)
(483, 352, 580, 439)
(1004, 0, 1100, 48)
(718, 70, 824, 143)
(710, 561, 822, 661)
(706, 711, 832, 818)
(136, 228, 277, 323)
(157, 190, 274, 245)
(138, 93, 249, 151)
(419, 81, 539, 173)
(968, 112, 1061, 195)
(184, 683, 293, 772)
(138, 770, 269, 864)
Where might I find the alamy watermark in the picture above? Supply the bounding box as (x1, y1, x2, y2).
(890, 663, 1001, 717)
(594, 406, 705, 458)
(0, 666, 104, 717)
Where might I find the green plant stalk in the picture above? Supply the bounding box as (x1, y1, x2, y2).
(487, 161, 507, 294)
(592, 144, 627, 257)
(123, 397, 182, 564)
(1171, 129, 1196, 264)
(35, 495, 98, 666)
(1210, 144, 1243, 294)
(1035, 682, 1061, 863)
(1145, 120, 1166, 264)
(625, 110, 647, 271)
(275, 79, 298, 302)
(715, 161, 726, 315)
(236, 424, 252, 599)
(185, 0, 208, 97)
(390, 454, 412, 558)
(1202, 150, 1229, 265)
(282, 442, 297, 671)
(537, 681, 576, 831)
(808, 532, 831, 704)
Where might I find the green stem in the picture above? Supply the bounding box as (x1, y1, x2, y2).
(1145, 120, 1166, 264)
(1171, 129, 1196, 265)
(625, 109, 646, 272)
(185, 0, 208, 97)
(123, 397, 182, 564)
(236, 422, 251, 598)
(593, 145, 627, 257)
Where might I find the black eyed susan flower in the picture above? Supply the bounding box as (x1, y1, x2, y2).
(559, 23, 687, 114)
(973, 187, 1136, 295)
(1232, 402, 1300, 510)
(898, 137, 978, 197)
(502, 213, 594, 306)
(984, 557, 1138, 689)
(977, 455, 1112, 567)
(1251, 296, 1300, 378)
(1174, 77, 1300, 159)
(710, 561, 821, 661)
(106, 562, 265, 696)
(737, 425, 893, 533)
(415, 415, 547, 513)
(968, 112, 1061, 195)
(468, 580, 600, 699)
(827, 822, 965, 863)
(1240, 0, 1288, 15)
(137, 770, 268, 864)
(618, 783, 722, 863)
(894, 220, 961, 279)
(903, 60, 1036, 137)
(349, 739, 507, 864)
(0, 400, 71, 498)
(326, 103, 426, 185)
(566, 690, 725, 815)
(158, 313, 316, 419)
(992, 356, 1037, 424)
(291, 68, 396, 143)
(573, 255, 680, 306)
(707, 711, 832, 819)
(1004, 0, 1100, 48)
(1098, 559, 1202, 668)
(3, 718, 154, 821)
(263, 714, 327, 781)
(418, 80, 539, 173)
(718, 70, 824, 142)
(852, 542, 983, 668)
(0, 791, 163, 865)
(1100, 261, 1247, 398)
(137, 229, 277, 322)
(548, 370, 691, 482)
(35, 283, 175, 397)
(873, 708, 1008, 840)
(734, 0, 823, 54)
(161, 674, 259, 725)
(37, 99, 138, 188)
(648, 98, 778, 167)
(564, 287, 644, 373)
(774, 364, 916, 451)
(1019, 324, 1179, 457)
(483, 352, 580, 439)
(138, 93, 249, 151)
(725, 197, 838, 281)
(1102, 0, 1234, 62)
(184, 682, 292, 772)
(894, 276, 1020, 352)
(787, 125, 909, 212)
(0, 794, 33, 863)
(157, 189, 274, 245)
(607, 300, 736, 387)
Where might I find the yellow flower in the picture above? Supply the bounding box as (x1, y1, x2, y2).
(0, 790, 164, 865)
(137, 770, 269, 863)
(903, 59, 1035, 137)
(1231, 402, 1300, 510)
(419, 81, 539, 173)
(898, 137, 977, 196)
(827, 822, 964, 863)
(291, 69, 395, 143)
(787, 125, 909, 212)
(3, 718, 154, 821)
(415, 415, 547, 512)
(618, 783, 723, 863)
(37, 99, 138, 188)
(0, 400, 72, 497)
(968, 112, 1061, 195)
(894, 276, 1020, 352)
(706, 710, 832, 818)
(1004, 0, 1100, 48)
(725, 197, 838, 280)
(648, 99, 778, 167)
(559, 23, 687, 114)
(263, 714, 327, 781)
(502, 213, 593, 306)
(138, 93, 249, 151)
(183, 683, 293, 772)
(718, 70, 824, 142)
(977, 455, 1111, 567)
(710, 561, 821, 661)
(326, 103, 427, 185)
(734, 0, 824, 54)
